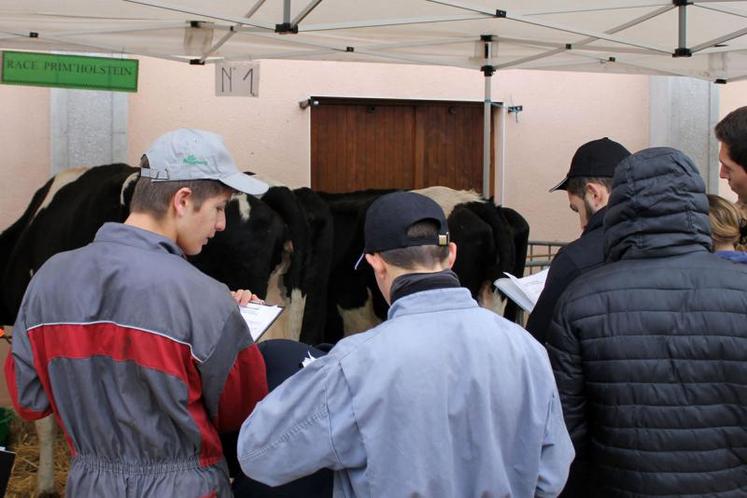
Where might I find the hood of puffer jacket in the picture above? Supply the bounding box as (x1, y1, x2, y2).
(604, 147, 711, 262)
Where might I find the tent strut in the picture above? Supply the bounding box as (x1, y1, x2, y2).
(427, 0, 671, 54)
(122, 0, 274, 30)
(494, 4, 674, 71)
(690, 26, 747, 53)
(198, 0, 268, 63)
(293, 0, 324, 25)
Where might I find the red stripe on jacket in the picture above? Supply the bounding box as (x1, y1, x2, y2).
(4, 353, 52, 420)
(26, 323, 226, 466)
(5, 350, 76, 455)
(214, 345, 268, 432)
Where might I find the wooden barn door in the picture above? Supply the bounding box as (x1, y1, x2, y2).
(311, 98, 493, 194)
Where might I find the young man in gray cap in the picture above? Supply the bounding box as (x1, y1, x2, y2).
(237, 191, 574, 498)
(526, 138, 630, 344)
(5, 128, 270, 497)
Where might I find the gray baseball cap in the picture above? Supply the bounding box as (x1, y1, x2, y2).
(140, 128, 269, 196)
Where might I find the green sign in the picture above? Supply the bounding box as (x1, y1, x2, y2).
(1, 51, 138, 92)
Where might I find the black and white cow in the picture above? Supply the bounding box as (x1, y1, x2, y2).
(0, 165, 322, 343)
(0, 165, 528, 496)
(0, 164, 138, 326)
(0, 164, 316, 497)
(1, 168, 528, 345)
(318, 186, 529, 343)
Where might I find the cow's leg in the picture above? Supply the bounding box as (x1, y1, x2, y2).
(35, 416, 59, 498)
(339, 289, 382, 337)
(264, 241, 307, 342)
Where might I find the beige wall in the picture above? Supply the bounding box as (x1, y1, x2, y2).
(495, 71, 649, 242)
(128, 58, 651, 243)
(128, 58, 489, 187)
(718, 80, 747, 202)
(1, 58, 652, 244)
(0, 85, 50, 230)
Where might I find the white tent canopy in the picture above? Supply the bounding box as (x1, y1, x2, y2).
(0, 1, 746, 82)
(1, 1, 744, 196)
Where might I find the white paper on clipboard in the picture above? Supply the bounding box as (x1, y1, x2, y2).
(239, 303, 284, 342)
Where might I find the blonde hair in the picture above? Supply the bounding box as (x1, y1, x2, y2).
(707, 194, 742, 247)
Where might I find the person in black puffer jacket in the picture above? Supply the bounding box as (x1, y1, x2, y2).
(547, 147, 747, 498)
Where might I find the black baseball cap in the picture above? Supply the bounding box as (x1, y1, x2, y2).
(549, 137, 631, 192)
(354, 191, 450, 269)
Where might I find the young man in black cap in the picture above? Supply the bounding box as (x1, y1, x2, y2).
(237, 191, 573, 498)
(525, 138, 630, 344)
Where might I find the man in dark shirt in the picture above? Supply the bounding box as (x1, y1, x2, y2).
(525, 138, 630, 344)
(715, 107, 747, 241)
(547, 147, 747, 497)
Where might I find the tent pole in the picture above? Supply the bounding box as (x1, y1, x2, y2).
(483, 72, 492, 198)
(674, 1, 691, 57)
(499, 104, 507, 205)
(678, 3, 686, 50)
(481, 35, 495, 199)
(284, 0, 292, 24)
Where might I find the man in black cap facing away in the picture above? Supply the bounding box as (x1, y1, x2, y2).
(237, 191, 573, 497)
(526, 138, 630, 344)
(547, 147, 747, 497)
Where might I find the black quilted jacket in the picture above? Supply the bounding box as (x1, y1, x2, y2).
(547, 147, 747, 497)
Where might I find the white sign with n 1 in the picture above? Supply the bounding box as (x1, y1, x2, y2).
(215, 62, 259, 97)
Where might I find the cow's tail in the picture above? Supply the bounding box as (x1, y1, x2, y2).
(462, 200, 530, 324)
(495, 205, 530, 324)
(499, 206, 530, 280)
(293, 188, 335, 345)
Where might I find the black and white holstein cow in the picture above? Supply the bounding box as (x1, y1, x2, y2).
(0, 164, 327, 497)
(319, 187, 529, 343)
(0, 164, 330, 343)
(0, 165, 528, 496)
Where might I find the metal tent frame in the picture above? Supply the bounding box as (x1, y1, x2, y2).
(1, 0, 746, 195)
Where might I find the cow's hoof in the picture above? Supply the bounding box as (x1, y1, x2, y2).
(36, 492, 61, 498)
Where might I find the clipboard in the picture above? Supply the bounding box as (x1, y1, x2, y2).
(239, 302, 284, 342)
(0, 447, 15, 498)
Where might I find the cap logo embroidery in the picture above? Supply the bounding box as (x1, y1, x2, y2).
(183, 154, 208, 166)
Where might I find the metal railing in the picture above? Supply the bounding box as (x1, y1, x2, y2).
(524, 240, 567, 275)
